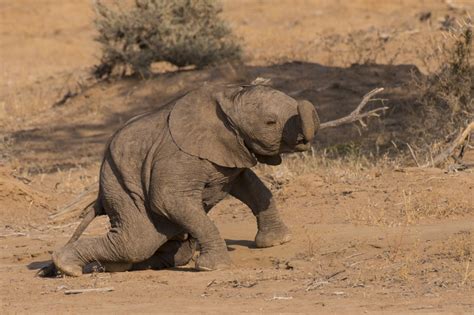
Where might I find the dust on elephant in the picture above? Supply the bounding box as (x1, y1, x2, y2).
(51, 83, 319, 276)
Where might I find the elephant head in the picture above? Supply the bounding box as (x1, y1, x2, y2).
(169, 84, 319, 168)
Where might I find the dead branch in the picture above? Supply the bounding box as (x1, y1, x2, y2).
(423, 121, 474, 167)
(319, 88, 387, 130)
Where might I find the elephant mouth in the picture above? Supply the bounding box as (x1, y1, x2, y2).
(295, 133, 311, 148)
(280, 137, 311, 153)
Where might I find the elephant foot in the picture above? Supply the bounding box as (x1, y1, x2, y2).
(255, 225, 292, 248)
(195, 249, 232, 271)
(172, 238, 197, 266)
(52, 247, 84, 277)
(36, 262, 58, 277)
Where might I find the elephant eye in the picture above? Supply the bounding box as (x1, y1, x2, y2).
(266, 120, 277, 125)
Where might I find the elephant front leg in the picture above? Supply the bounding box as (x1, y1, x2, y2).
(154, 191, 231, 271)
(230, 169, 291, 248)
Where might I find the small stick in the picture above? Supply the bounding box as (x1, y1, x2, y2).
(319, 88, 387, 130)
(326, 269, 346, 280)
(269, 296, 293, 301)
(64, 287, 114, 295)
(305, 281, 328, 291)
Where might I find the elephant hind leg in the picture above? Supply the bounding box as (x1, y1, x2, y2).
(132, 237, 197, 270)
(53, 215, 166, 277)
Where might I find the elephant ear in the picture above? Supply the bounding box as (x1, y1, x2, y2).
(168, 87, 257, 168)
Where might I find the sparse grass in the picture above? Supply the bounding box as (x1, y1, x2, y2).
(347, 230, 473, 289)
(305, 28, 406, 67)
(399, 189, 471, 223)
(257, 145, 396, 181)
(347, 199, 390, 227)
(302, 226, 320, 260)
(93, 0, 241, 78)
(440, 232, 473, 286)
(408, 20, 473, 165)
(258, 147, 471, 227)
(343, 29, 402, 66)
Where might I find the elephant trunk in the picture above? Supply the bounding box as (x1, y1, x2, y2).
(297, 100, 319, 143)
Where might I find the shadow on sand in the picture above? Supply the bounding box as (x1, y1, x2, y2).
(8, 61, 420, 173)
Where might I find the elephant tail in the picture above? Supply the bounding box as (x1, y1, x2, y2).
(65, 199, 104, 246)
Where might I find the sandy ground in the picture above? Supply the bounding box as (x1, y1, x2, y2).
(1, 0, 473, 313)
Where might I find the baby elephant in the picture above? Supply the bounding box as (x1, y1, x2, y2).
(51, 83, 319, 276)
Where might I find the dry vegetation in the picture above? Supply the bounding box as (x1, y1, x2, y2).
(407, 22, 473, 164)
(93, 0, 241, 78)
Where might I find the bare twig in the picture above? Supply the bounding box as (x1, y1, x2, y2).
(406, 143, 421, 167)
(53, 90, 79, 107)
(326, 269, 346, 280)
(319, 88, 387, 130)
(306, 269, 346, 291)
(423, 122, 474, 167)
(64, 287, 114, 295)
(49, 182, 98, 221)
(305, 281, 328, 291)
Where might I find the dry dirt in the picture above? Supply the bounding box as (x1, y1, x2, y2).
(1, 0, 473, 314)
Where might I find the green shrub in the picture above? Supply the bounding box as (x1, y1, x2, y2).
(93, 0, 241, 78)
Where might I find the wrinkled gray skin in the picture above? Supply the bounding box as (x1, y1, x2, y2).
(50, 84, 319, 276)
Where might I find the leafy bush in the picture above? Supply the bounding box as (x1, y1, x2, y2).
(93, 0, 241, 78)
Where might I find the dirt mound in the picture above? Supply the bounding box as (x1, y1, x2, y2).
(0, 168, 52, 227)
